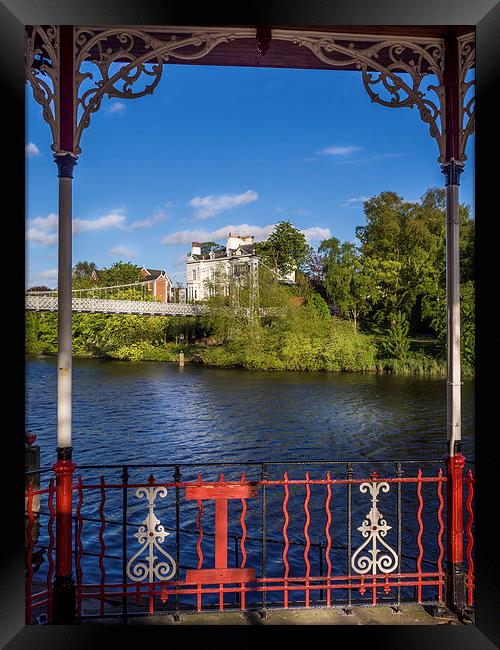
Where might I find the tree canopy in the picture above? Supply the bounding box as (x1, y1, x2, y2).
(310, 187, 474, 366)
(200, 241, 225, 255)
(256, 221, 309, 276)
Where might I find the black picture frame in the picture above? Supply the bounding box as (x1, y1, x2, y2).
(4, 0, 499, 647)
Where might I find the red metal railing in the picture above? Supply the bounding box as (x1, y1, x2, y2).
(25, 477, 55, 624)
(25, 459, 475, 623)
(465, 469, 475, 607)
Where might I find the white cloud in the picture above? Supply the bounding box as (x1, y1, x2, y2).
(26, 228, 58, 245)
(340, 196, 370, 208)
(189, 190, 258, 220)
(300, 227, 331, 243)
(163, 223, 330, 246)
(163, 223, 275, 246)
(26, 142, 41, 157)
(317, 145, 362, 156)
(31, 212, 58, 230)
(26, 212, 58, 245)
(27, 210, 127, 245)
(108, 101, 126, 114)
(174, 253, 188, 270)
(333, 153, 404, 166)
(38, 268, 58, 280)
(108, 246, 136, 258)
(129, 208, 169, 230)
(73, 211, 127, 234)
(27, 268, 58, 288)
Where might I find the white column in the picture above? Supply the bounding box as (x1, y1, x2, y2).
(55, 154, 77, 450)
(443, 160, 463, 456)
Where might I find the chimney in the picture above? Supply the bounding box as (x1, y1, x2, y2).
(227, 232, 253, 252)
(191, 242, 201, 256)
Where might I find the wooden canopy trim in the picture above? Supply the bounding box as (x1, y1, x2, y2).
(73, 26, 449, 72)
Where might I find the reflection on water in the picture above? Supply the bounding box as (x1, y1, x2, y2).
(26, 357, 474, 465)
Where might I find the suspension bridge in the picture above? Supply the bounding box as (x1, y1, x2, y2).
(25, 280, 207, 317)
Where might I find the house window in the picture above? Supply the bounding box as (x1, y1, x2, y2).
(194, 289, 197, 300)
(192, 269, 197, 281)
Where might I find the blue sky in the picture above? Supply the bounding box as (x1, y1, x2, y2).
(26, 64, 474, 288)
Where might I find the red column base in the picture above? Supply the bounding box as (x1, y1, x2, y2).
(445, 452, 467, 615)
(52, 449, 76, 623)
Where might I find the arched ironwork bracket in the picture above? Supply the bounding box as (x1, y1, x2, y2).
(457, 32, 475, 164)
(25, 26, 60, 153)
(25, 26, 474, 163)
(276, 31, 447, 161)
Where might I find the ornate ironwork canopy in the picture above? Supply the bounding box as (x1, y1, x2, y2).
(26, 25, 474, 164)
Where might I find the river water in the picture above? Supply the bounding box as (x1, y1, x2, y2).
(26, 357, 474, 465)
(25, 357, 475, 608)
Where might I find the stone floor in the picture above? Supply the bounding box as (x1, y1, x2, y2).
(89, 604, 463, 625)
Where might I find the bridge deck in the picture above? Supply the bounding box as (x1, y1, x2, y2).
(25, 295, 206, 317)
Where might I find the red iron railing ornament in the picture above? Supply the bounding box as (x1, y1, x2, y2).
(185, 477, 258, 585)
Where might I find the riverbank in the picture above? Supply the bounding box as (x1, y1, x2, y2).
(25, 311, 474, 377)
(25, 343, 474, 378)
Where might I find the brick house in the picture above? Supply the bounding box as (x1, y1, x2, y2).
(139, 267, 173, 302)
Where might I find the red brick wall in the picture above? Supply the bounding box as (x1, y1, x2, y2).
(154, 277, 168, 302)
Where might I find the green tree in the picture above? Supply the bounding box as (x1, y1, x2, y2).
(319, 238, 375, 332)
(73, 261, 98, 289)
(200, 241, 225, 255)
(98, 261, 142, 286)
(256, 221, 308, 277)
(305, 292, 331, 321)
(355, 189, 472, 330)
(422, 280, 475, 366)
(73, 260, 97, 279)
(382, 311, 410, 360)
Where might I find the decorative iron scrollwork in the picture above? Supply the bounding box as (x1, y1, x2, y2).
(25, 26, 60, 153)
(25, 27, 474, 164)
(457, 32, 475, 163)
(126, 482, 176, 583)
(72, 28, 253, 154)
(278, 32, 446, 162)
(351, 474, 398, 575)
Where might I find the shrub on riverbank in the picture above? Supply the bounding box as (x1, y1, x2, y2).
(197, 315, 377, 372)
(108, 341, 178, 362)
(25, 312, 201, 360)
(374, 352, 474, 378)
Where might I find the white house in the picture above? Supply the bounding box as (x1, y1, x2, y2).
(186, 233, 295, 302)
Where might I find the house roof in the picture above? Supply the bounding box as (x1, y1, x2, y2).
(237, 244, 255, 255)
(142, 268, 166, 280)
(189, 244, 256, 261)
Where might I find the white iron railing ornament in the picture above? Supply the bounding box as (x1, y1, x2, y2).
(351, 475, 399, 575)
(126, 484, 177, 583)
